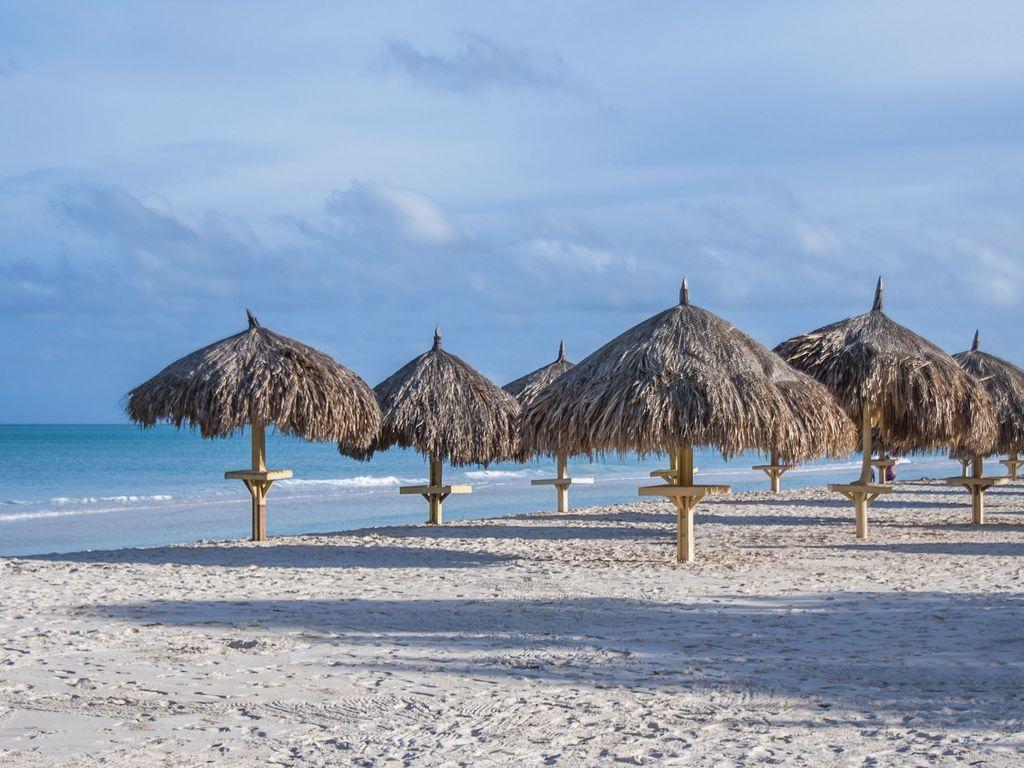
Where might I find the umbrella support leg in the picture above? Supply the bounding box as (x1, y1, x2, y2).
(672, 497, 695, 563)
(752, 450, 795, 493)
(971, 488, 984, 525)
(855, 494, 868, 539)
(224, 419, 292, 542)
(1001, 453, 1020, 480)
(244, 479, 271, 541)
(674, 445, 697, 563)
(972, 457, 985, 525)
(427, 459, 444, 525)
(556, 453, 569, 513)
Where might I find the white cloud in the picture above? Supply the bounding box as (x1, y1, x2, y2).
(959, 241, 1021, 307)
(380, 33, 583, 96)
(517, 238, 630, 273)
(325, 180, 462, 246)
(793, 220, 841, 256)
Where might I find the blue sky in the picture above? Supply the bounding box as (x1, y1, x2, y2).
(3, 2, 1024, 422)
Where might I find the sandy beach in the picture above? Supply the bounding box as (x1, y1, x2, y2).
(2, 479, 1023, 766)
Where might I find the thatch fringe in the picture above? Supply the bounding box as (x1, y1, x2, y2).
(522, 281, 857, 462)
(774, 279, 997, 456)
(126, 310, 381, 447)
(341, 326, 521, 466)
(952, 330, 1024, 456)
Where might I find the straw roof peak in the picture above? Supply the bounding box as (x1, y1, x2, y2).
(680, 277, 690, 306)
(126, 312, 381, 445)
(522, 281, 856, 462)
(871, 276, 884, 312)
(504, 340, 576, 411)
(972, 329, 980, 352)
(342, 330, 521, 466)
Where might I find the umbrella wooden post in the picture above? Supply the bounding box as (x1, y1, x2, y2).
(638, 443, 729, 564)
(752, 449, 795, 492)
(1000, 453, 1021, 480)
(556, 454, 569, 512)
(943, 456, 1008, 524)
(829, 406, 891, 539)
(530, 453, 594, 511)
(428, 459, 443, 525)
(972, 457, 984, 524)
(249, 419, 268, 540)
(224, 418, 293, 542)
(399, 456, 472, 524)
(871, 409, 896, 485)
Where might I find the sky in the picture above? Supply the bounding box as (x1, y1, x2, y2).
(2, 1, 1024, 422)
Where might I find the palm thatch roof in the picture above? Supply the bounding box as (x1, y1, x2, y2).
(503, 341, 574, 407)
(773, 279, 996, 455)
(952, 331, 1024, 456)
(522, 280, 857, 462)
(126, 310, 381, 447)
(341, 327, 521, 466)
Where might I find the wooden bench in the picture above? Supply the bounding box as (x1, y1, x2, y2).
(870, 458, 897, 484)
(751, 464, 796, 492)
(399, 458, 470, 525)
(638, 483, 730, 563)
(531, 454, 593, 512)
(943, 475, 1009, 524)
(828, 482, 894, 539)
(1000, 455, 1021, 481)
(225, 468, 293, 541)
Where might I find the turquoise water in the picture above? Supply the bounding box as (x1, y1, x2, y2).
(0, 425, 963, 556)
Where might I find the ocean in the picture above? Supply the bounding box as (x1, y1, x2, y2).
(0, 424, 965, 556)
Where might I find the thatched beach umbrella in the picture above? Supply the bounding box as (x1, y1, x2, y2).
(341, 326, 521, 524)
(523, 280, 857, 563)
(775, 279, 997, 537)
(945, 331, 1024, 521)
(126, 310, 381, 541)
(504, 341, 594, 512)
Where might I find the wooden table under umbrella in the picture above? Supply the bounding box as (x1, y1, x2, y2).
(340, 327, 521, 525)
(125, 310, 381, 541)
(504, 341, 594, 513)
(947, 330, 1024, 522)
(776, 279, 997, 538)
(523, 280, 856, 563)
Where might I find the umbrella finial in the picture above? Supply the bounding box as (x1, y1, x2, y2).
(680, 278, 690, 306)
(972, 329, 980, 351)
(433, 325, 442, 350)
(557, 339, 566, 361)
(246, 309, 260, 329)
(872, 276, 884, 312)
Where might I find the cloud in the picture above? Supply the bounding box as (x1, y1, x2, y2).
(323, 180, 463, 245)
(52, 186, 199, 249)
(379, 33, 583, 96)
(951, 239, 1021, 307)
(40, 185, 260, 311)
(516, 238, 633, 274)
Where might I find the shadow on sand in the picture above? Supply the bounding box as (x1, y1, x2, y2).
(94, 590, 1024, 729)
(29, 544, 518, 569)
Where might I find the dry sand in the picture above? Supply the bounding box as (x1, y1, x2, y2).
(1, 479, 1023, 766)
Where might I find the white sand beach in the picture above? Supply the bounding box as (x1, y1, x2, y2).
(2, 479, 1023, 767)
